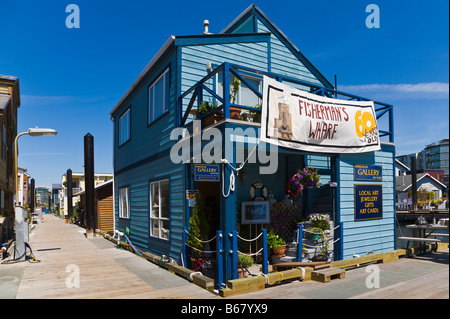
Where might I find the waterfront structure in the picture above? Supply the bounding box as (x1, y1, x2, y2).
(396, 173, 448, 210)
(60, 171, 113, 219)
(110, 5, 396, 282)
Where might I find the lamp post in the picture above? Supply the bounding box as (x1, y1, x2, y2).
(14, 126, 57, 261)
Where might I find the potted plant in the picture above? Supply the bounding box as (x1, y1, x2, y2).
(237, 253, 254, 278)
(309, 227, 324, 241)
(221, 76, 242, 119)
(308, 213, 330, 230)
(198, 100, 222, 127)
(287, 167, 321, 199)
(187, 194, 209, 262)
(267, 230, 286, 256)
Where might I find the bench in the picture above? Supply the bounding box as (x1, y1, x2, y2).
(398, 236, 441, 255)
(425, 233, 449, 238)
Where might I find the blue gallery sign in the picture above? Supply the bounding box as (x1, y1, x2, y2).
(354, 164, 382, 181)
(194, 164, 220, 182)
(354, 184, 383, 221)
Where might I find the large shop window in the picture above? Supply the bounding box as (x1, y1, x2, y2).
(148, 69, 169, 124)
(119, 108, 130, 145)
(119, 187, 130, 218)
(150, 179, 170, 240)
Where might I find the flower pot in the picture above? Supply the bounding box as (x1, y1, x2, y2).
(229, 107, 241, 120)
(202, 113, 223, 127)
(311, 232, 320, 241)
(238, 268, 247, 278)
(272, 245, 287, 257)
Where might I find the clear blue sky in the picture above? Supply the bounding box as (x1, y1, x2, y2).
(1, 0, 448, 188)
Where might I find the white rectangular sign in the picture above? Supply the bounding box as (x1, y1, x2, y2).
(261, 76, 381, 153)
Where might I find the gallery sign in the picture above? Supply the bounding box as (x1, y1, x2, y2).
(354, 184, 383, 221)
(354, 164, 382, 181)
(194, 164, 220, 182)
(261, 76, 381, 153)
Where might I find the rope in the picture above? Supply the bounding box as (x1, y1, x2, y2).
(185, 243, 217, 254)
(261, 273, 270, 285)
(189, 271, 202, 282)
(237, 248, 263, 256)
(275, 272, 283, 283)
(237, 232, 263, 242)
(184, 229, 217, 243)
(296, 267, 306, 280)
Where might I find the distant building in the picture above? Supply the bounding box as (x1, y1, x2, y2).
(397, 138, 449, 187)
(36, 186, 50, 205)
(17, 167, 30, 206)
(60, 171, 113, 218)
(424, 139, 449, 184)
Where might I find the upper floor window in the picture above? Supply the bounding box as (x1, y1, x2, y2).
(119, 108, 130, 145)
(148, 68, 170, 124)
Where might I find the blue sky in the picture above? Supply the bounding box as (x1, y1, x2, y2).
(1, 0, 448, 188)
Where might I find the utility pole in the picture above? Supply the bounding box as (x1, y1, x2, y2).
(411, 156, 418, 212)
(67, 169, 73, 223)
(84, 133, 95, 238)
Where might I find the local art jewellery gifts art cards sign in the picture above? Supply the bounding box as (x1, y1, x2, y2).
(260, 76, 381, 154)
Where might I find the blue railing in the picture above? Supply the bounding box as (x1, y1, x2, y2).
(178, 62, 394, 143)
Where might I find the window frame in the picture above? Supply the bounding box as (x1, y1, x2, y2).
(118, 186, 130, 219)
(148, 68, 170, 125)
(149, 179, 170, 240)
(118, 108, 131, 146)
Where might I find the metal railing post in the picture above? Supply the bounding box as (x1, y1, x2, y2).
(261, 228, 268, 274)
(216, 230, 223, 290)
(296, 224, 303, 262)
(230, 230, 237, 280)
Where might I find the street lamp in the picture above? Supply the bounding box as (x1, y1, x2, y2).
(15, 127, 57, 204)
(14, 126, 57, 261)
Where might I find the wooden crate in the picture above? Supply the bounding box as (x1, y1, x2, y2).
(311, 267, 345, 283)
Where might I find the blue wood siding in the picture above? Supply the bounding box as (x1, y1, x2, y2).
(255, 19, 323, 86)
(114, 51, 178, 173)
(114, 155, 185, 260)
(337, 148, 396, 260)
(113, 49, 186, 259)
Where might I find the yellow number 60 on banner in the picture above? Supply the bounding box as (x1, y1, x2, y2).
(355, 110, 376, 138)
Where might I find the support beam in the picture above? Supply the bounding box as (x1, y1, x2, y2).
(84, 133, 95, 237)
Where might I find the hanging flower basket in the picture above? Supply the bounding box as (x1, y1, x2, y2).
(287, 167, 321, 198)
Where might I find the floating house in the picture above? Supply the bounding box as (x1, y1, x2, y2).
(110, 5, 396, 282)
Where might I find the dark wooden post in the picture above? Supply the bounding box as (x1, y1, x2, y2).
(67, 169, 73, 223)
(411, 156, 418, 212)
(84, 133, 95, 237)
(30, 178, 35, 213)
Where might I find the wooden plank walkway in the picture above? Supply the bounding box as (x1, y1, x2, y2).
(0, 215, 217, 299)
(1, 214, 447, 299)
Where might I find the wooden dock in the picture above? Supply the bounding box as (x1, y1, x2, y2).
(0, 214, 447, 299)
(0, 215, 217, 299)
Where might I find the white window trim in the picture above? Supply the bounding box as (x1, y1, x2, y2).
(119, 108, 130, 145)
(148, 68, 169, 124)
(149, 179, 170, 240)
(118, 187, 130, 219)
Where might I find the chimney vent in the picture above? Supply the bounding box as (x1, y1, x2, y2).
(203, 20, 211, 35)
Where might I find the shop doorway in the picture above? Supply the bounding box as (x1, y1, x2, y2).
(197, 182, 221, 240)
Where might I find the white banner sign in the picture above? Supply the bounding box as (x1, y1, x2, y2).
(261, 76, 381, 153)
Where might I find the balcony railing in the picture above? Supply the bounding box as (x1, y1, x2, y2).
(178, 62, 394, 143)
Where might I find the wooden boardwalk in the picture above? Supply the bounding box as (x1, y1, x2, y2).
(0, 214, 447, 299)
(0, 215, 217, 299)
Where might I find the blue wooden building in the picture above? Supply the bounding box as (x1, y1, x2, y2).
(110, 4, 395, 282)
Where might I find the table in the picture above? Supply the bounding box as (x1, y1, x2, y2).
(404, 224, 448, 254)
